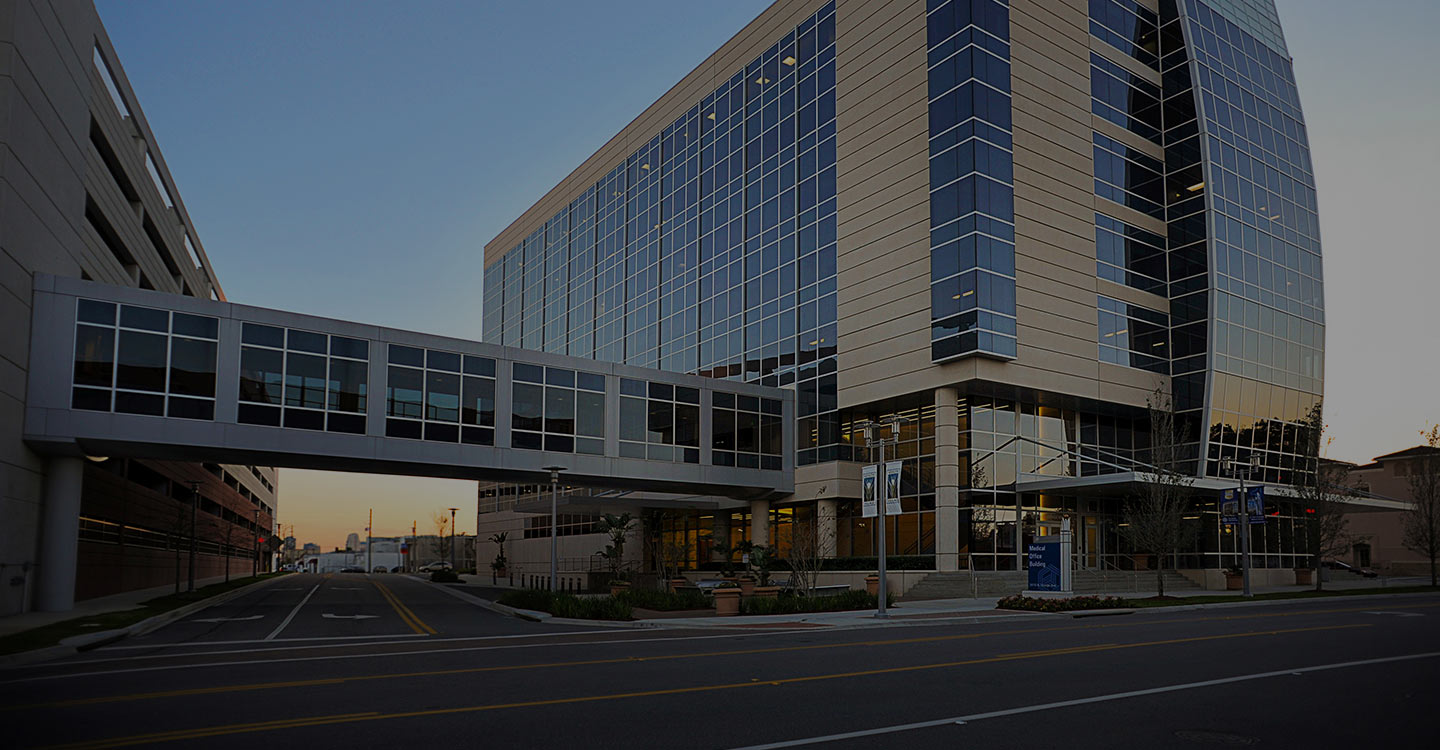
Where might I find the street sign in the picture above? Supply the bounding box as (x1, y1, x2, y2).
(862, 465, 878, 518)
(1221, 486, 1266, 525)
(884, 461, 903, 516)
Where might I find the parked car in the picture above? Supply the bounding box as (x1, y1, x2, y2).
(417, 561, 453, 573)
(372, 566, 389, 573)
(340, 566, 365, 573)
(1323, 559, 1378, 578)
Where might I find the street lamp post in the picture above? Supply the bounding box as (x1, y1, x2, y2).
(1222, 454, 1262, 598)
(447, 507, 459, 572)
(252, 508, 259, 578)
(187, 481, 200, 593)
(858, 416, 903, 618)
(542, 466, 566, 592)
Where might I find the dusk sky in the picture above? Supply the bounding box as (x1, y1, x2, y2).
(93, 1, 1438, 550)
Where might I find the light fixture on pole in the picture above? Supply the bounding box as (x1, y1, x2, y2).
(1221, 454, 1263, 598)
(448, 507, 459, 571)
(857, 415, 904, 618)
(543, 466, 567, 592)
(187, 481, 200, 592)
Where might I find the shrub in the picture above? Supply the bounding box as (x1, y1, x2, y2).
(497, 590, 633, 620)
(995, 594, 1131, 612)
(430, 570, 461, 583)
(737, 589, 893, 615)
(615, 588, 710, 611)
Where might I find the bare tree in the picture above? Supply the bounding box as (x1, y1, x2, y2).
(788, 513, 832, 596)
(1121, 388, 1197, 598)
(1291, 401, 1351, 591)
(431, 511, 452, 564)
(1403, 425, 1440, 587)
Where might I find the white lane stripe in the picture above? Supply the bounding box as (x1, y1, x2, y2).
(728, 650, 1440, 749)
(265, 584, 320, 641)
(0, 629, 814, 684)
(82, 630, 630, 662)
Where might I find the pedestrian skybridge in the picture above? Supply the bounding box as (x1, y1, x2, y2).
(25, 275, 794, 498)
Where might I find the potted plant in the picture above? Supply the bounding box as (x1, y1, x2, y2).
(667, 576, 690, 593)
(1293, 567, 1313, 586)
(712, 580, 741, 616)
(750, 545, 781, 598)
(1223, 566, 1243, 590)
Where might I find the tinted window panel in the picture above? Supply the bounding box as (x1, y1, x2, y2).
(115, 330, 167, 392)
(169, 337, 217, 397)
(73, 325, 115, 388)
(242, 323, 285, 348)
(240, 347, 284, 404)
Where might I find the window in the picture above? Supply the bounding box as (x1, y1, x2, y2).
(711, 391, 784, 470)
(238, 323, 369, 433)
(510, 364, 603, 453)
(1098, 296, 1169, 374)
(72, 299, 217, 420)
(619, 378, 700, 463)
(1095, 212, 1167, 294)
(386, 344, 495, 445)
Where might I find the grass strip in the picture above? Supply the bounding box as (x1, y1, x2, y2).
(0, 572, 287, 656)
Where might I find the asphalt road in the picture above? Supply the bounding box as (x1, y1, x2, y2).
(1, 580, 1436, 750)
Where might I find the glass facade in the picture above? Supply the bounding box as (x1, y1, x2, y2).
(926, 0, 1017, 361)
(1175, 0, 1324, 481)
(485, 2, 838, 465)
(384, 344, 497, 445)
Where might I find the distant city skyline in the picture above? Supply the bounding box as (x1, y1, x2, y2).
(92, 0, 1439, 550)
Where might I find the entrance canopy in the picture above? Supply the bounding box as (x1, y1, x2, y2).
(25, 275, 793, 499)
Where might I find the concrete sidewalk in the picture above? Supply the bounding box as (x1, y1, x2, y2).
(0, 574, 243, 638)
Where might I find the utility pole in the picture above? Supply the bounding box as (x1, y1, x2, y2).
(367, 508, 373, 573)
(411, 520, 417, 573)
(187, 481, 200, 592)
(448, 507, 459, 571)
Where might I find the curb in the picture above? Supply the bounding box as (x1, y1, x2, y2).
(1070, 608, 1136, 618)
(0, 575, 285, 669)
(1135, 589, 1440, 614)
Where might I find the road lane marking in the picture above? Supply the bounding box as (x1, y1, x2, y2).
(373, 580, 437, 635)
(728, 649, 1440, 749)
(320, 614, 378, 620)
(31, 625, 1372, 749)
(5, 623, 1365, 711)
(264, 584, 320, 641)
(89, 629, 618, 656)
(6, 602, 1403, 684)
(189, 616, 264, 624)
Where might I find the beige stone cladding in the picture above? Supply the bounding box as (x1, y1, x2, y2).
(483, 0, 833, 269)
(834, 0, 1166, 410)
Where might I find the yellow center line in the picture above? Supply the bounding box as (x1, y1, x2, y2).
(35, 624, 1368, 750)
(373, 580, 437, 636)
(12, 600, 1429, 712)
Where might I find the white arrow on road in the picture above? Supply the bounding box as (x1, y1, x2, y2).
(191, 615, 265, 623)
(321, 613, 379, 620)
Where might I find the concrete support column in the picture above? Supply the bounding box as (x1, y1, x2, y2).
(816, 498, 838, 558)
(934, 387, 962, 572)
(711, 512, 731, 562)
(749, 499, 770, 548)
(37, 456, 84, 612)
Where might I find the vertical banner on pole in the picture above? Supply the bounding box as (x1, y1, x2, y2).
(884, 461, 903, 516)
(862, 465, 878, 518)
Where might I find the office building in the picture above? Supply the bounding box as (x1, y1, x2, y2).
(478, 0, 1330, 585)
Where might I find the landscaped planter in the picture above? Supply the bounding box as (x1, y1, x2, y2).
(753, 585, 781, 599)
(1293, 568, 1313, 586)
(713, 588, 741, 616)
(1224, 573, 1242, 590)
(864, 575, 879, 596)
(609, 581, 632, 596)
(738, 576, 756, 596)
(667, 577, 689, 593)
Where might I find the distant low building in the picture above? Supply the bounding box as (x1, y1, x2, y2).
(1340, 446, 1440, 575)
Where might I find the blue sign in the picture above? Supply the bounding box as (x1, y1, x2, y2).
(1221, 486, 1266, 525)
(1027, 541, 1062, 591)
